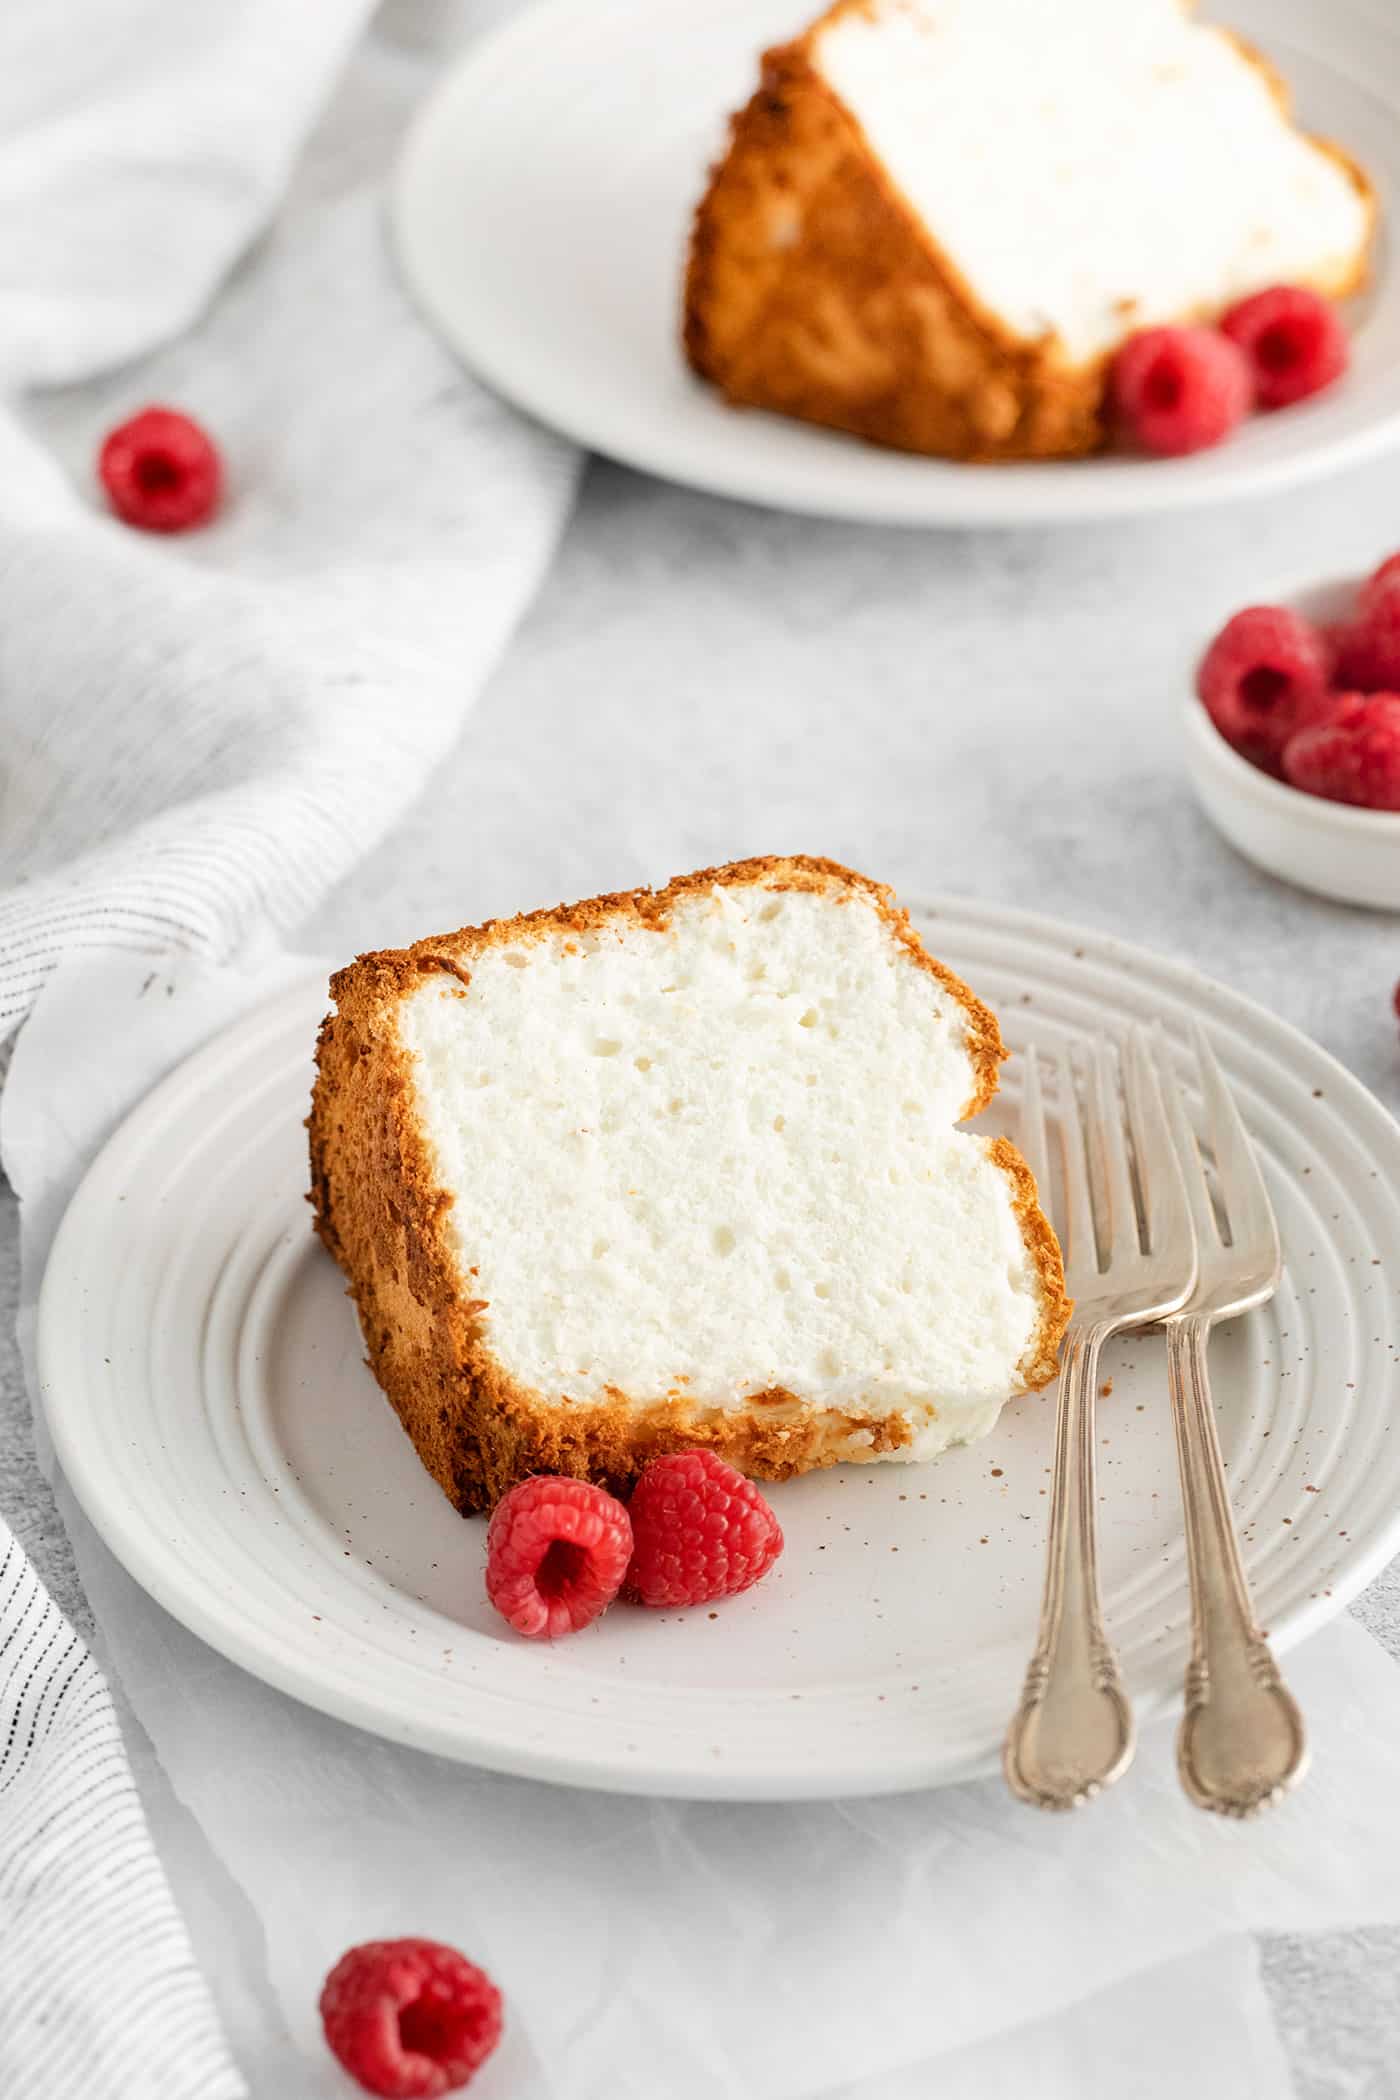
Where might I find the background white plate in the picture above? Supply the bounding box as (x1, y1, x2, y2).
(37, 899, 1400, 1798)
(392, 0, 1400, 527)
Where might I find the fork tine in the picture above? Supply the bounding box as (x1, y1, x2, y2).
(1125, 1024, 1198, 1259)
(1150, 1022, 1218, 1251)
(1018, 1044, 1051, 1205)
(1059, 1043, 1097, 1277)
(1193, 1023, 1281, 1266)
(1088, 1037, 1139, 1263)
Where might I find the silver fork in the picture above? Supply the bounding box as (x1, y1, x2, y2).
(1005, 1028, 1197, 1810)
(1157, 1023, 1309, 1816)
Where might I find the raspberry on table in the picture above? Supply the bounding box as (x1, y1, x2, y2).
(485, 1475, 631, 1639)
(1283, 693, 1400, 810)
(626, 1449, 783, 1609)
(98, 405, 222, 532)
(1109, 326, 1252, 457)
(1195, 604, 1335, 773)
(1220, 285, 1349, 410)
(320, 1938, 502, 2098)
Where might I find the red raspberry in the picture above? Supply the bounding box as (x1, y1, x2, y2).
(98, 405, 222, 532)
(1110, 326, 1252, 456)
(320, 1939, 502, 2098)
(1220, 285, 1349, 410)
(1335, 582, 1400, 692)
(485, 1476, 631, 1639)
(1195, 604, 1334, 773)
(626, 1450, 783, 1608)
(1283, 692, 1400, 810)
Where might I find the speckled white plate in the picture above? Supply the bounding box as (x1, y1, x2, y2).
(392, 0, 1400, 527)
(37, 898, 1400, 1797)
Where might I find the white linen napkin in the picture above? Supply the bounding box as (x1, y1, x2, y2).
(0, 1515, 243, 2100)
(0, 0, 577, 2091)
(11, 944, 1400, 2098)
(0, 0, 576, 1039)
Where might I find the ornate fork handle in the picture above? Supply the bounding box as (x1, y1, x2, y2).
(1004, 1322, 1135, 1809)
(1166, 1315, 1308, 1816)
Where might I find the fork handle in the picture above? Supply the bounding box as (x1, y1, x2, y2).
(1165, 1314, 1308, 1816)
(1004, 1321, 1135, 1809)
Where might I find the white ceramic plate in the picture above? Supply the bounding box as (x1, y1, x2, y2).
(392, 0, 1400, 527)
(38, 899, 1400, 1798)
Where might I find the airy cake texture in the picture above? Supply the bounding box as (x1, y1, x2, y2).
(684, 0, 1375, 461)
(309, 858, 1070, 1514)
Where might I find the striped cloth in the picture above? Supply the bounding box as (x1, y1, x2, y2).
(0, 1528, 242, 2097)
(0, 0, 577, 2090)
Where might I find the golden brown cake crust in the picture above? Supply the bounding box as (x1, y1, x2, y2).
(682, 4, 1375, 463)
(308, 856, 1071, 1515)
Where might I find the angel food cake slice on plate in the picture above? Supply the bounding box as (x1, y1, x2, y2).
(309, 857, 1070, 1514)
(684, 0, 1375, 460)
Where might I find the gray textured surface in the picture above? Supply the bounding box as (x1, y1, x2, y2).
(10, 451, 1400, 2089)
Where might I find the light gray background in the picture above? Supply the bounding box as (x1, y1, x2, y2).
(7, 451, 1400, 2092)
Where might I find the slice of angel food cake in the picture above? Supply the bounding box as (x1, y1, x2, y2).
(684, 0, 1375, 459)
(309, 857, 1070, 1514)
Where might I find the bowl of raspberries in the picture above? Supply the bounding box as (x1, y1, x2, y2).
(1187, 554, 1400, 910)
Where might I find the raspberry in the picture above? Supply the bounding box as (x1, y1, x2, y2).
(1283, 693, 1400, 810)
(320, 1939, 502, 2098)
(626, 1450, 783, 1608)
(485, 1476, 631, 1639)
(1335, 582, 1400, 692)
(1195, 605, 1334, 773)
(98, 405, 222, 532)
(1110, 326, 1252, 456)
(1220, 285, 1349, 410)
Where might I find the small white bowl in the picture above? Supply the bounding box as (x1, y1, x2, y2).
(1184, 572, 1400, 912)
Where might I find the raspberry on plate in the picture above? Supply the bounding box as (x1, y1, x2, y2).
(485, 1475, 631, 1639)
(1220, 285, 1349, 410)
(1110, 326, 1252, 457)
(320, 1938, 502, 2098)
(1195, 604, 1334, 773)
(626, 1449, 783, 1609)
(1283, 693, 1400, 811)
(98, 405, 222, 532)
